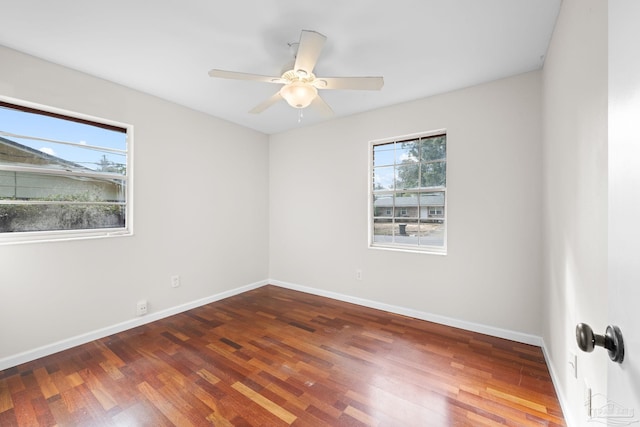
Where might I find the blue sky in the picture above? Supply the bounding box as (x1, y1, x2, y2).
(0, 105, 127, 172)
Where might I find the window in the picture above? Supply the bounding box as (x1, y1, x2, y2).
(0, 97, 132, 243)
(370, 131, 446, 253)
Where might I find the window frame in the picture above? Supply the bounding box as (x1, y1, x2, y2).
(368, 129, 447, 255)
(0, 95, 133, 245)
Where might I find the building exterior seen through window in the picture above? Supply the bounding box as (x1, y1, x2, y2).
(0, 98, 132, 243)
(370, 131, 446, 253)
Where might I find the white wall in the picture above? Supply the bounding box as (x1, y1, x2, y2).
(541, 0, 608, 425)
(269, 71, 543, 337)
(0, 46, 270, 365)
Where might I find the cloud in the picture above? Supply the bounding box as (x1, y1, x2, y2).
(79, 140, 87, 145)
(39, 147, 56, 156)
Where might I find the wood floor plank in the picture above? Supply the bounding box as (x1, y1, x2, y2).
(137, 380, 194, 426)
(0, 285, 566, 426)
(232, 381, 298, 424)
(0, 379, 14, 413)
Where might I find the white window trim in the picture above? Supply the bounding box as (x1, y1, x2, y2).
(368, 129, 447, 255)
(0, 95, 134, 245)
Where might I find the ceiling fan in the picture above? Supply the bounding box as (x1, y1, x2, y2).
(208, 30, 384, 116)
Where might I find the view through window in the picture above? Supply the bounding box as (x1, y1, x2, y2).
(370, 131, 446, 253)
(0, 98, 131, 242)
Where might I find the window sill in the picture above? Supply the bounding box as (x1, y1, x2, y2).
(0, 228, 132, 245)
(369, 243, 447, 256)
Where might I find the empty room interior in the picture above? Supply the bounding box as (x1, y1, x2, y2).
(1, 0, 639, 426)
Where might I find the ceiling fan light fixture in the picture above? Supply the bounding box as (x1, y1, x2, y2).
(208, 30, 383, 116)
(280, 81, 317, 109)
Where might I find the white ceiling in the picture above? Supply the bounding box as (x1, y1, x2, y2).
(0, 1, 561, 135)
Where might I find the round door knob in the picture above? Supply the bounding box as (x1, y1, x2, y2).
(576, 323, 596, 352)
(575, 323, 625, 364)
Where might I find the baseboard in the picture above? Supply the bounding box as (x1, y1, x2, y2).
(540, 339, 576, 427)
(0, 279, 268, 371)
(269, 279, 544, 347)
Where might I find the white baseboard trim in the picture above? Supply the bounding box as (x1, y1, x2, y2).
(269, 279, 544, 347)
(0, 279, 268, 371)
(540, 339, 576, 427)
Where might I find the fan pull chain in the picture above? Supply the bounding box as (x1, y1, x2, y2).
(298, 109, 304, 123)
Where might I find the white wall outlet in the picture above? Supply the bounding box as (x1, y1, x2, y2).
(568, 351, 577, 379)
(136, 300, 148, 316)
(171, 275, 180, 288)
(356, 269, 363, 280)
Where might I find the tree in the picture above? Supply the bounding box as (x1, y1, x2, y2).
(397, 136, 446, 189)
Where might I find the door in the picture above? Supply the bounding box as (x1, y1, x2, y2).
(608, 0, 640, 420)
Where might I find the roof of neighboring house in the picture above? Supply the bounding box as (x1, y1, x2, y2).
(0, 136, 85, 170)
(374, 193, 445, 207)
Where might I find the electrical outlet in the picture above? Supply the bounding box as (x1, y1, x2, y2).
(356, 269, 362, 280)
(171, 275, 180, 288)
(136, 300, 148, 316)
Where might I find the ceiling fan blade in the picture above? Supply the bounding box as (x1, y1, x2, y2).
(209, 69, 284, 84)
(310, 94, 334, 117)
(293, 30, 327, 75)
(314, 76, 384, 91)
(249, 91, 282, 114)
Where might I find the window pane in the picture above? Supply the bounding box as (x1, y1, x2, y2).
(373, 217, 393, 243)
(394, 219, 419, 245)
(420, 161, 446, 187)
(420, 191, 445, 211)
(418, 220, 445, 247)
(419, 191, 445, 247)
(0, 203, 125, 232)
(396, 139, 419, 164)
(393, 192, 419, 218)
(396, 163, 419, 189)
(1, 105, 126, 173)
(0, 171, 125, 202)
(420, 135, 446, 161)
(373, 142, 394, 167)
(373, 194, 394, 217)
(373, 166, 395, 190)
(0, 135, 126, 175)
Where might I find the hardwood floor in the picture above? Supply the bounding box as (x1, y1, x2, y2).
(0, 285, 565, 426)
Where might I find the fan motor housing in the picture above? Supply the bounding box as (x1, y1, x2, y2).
(281, 69, 316, 84)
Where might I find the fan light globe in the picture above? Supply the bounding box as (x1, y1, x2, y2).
(280, 81, 317, 109)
